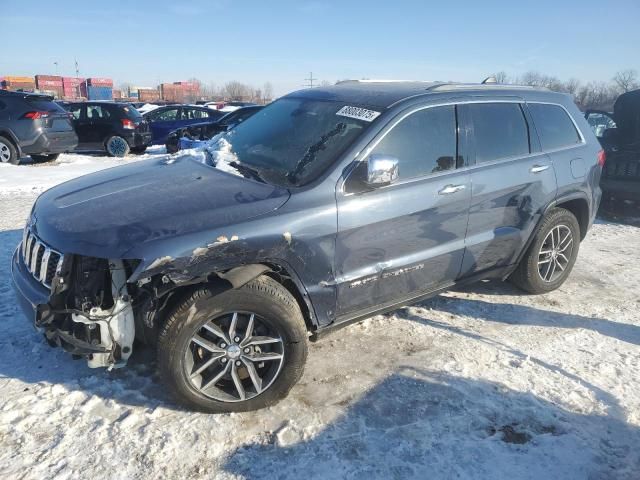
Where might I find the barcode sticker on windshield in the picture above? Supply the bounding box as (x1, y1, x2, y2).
(336, 106, 381, 122)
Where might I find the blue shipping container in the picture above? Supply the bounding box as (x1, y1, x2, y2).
(87, 86, 113, 100)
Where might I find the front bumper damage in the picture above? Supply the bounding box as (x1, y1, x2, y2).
(12, 244, 135, 370)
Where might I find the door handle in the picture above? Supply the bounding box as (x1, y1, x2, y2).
(530, 164, 550, 173)
(438, 184, 466, 195)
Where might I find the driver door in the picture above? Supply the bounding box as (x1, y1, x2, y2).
(335, 104, 471, 318)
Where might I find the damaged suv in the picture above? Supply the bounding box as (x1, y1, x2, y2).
(12, 81, 602, 412)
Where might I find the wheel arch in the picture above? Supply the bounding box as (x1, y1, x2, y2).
(0, 129, 22, 157)
(143, 262, 319, 342)
(553, 196, 590, 240)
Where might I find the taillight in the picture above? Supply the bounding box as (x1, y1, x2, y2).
(597, 149, 606, 167)
(22, 111, 49, 120)
(121, 119, 135, 129)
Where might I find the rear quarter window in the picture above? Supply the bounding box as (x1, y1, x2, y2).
(25, 98, 66, 113)
(528, 103, 582, 151)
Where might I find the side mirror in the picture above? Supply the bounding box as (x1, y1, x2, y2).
(367, 154, 399, 186)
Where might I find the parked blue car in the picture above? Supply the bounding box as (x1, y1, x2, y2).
(143, 105, 224, 144)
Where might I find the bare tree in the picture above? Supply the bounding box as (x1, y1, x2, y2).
(562, 78, 581, 96)
(223, 81, 250, 100)
(613, 69, 639, 93)
(262, 82, 274, 102)
(320, 80, 332, 87)
(492, 71, 509, 84)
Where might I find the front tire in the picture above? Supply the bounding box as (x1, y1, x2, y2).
(510, 208, 581, 294)
(105, 136, 130, 157)
(0, 136, 19, 165)
(157, 276, 308, 413)
(30, 153, 60, 163)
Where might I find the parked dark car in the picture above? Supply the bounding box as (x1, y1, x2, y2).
(64, 101, 151, 156)
(12, 81, 602, 413)
(585, 89, 640, 203)
(165, 106, 263, 153)
(143, 105, 224, 145)
(0, 91, 77, 165)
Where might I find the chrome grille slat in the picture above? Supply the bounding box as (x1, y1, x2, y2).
(20, 230, 63, 289)
(39, 248, 51, 282)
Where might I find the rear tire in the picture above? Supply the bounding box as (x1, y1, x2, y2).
(157, 276, 308, 413)
(509, 208, 581, 294)
(30, 153, 60, 163)
(105, 136, 130, 157)
(0, 136, 19, 165)
(130, 146, 147, 155)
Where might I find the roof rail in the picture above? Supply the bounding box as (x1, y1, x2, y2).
(335, 79, 440, 85)
(430, 83, 548, 91)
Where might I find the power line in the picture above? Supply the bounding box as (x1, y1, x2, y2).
(304, 71, 318, 88)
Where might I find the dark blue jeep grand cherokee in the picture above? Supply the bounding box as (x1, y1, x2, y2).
(12, 81, 603, 412)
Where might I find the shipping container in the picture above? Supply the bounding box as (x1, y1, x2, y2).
(35, 74, 62, 81)
(87, 85, 113, 100)
(86, 77, 114, 87)
(3, 76, 34, 83)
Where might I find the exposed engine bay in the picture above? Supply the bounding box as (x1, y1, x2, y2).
(36, 255, 136, 369)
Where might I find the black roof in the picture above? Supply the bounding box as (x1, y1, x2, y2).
(0, 90, 54, 101)
(286, 80, 554, 109)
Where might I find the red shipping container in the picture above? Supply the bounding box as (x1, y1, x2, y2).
(35, 74, 62, 81)
(37, 79, 63, 88)
(87, 77, 113, 86)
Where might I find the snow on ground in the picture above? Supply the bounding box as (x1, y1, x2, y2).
(0, 145, 167, 195)
(1, 156, 640, 479)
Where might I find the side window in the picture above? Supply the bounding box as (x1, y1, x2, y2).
(0, 100, 6, 110)
(468, 103, 530, 163)
(529, 103, 582, 150)
(151, 108, 179, 121)
(190, 109, 210, 119)
(69, 105, 83, 120)
(370, 105, 457, 179)
(87, 105, 110, 120)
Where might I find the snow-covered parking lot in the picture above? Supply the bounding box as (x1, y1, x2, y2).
(1, 153, 639, 479)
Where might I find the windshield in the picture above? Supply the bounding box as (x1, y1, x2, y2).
(205, 97, 375, 186)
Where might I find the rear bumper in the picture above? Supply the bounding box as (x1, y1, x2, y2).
(601, 178, 640, 201)
(125, 131, 152, 148)
(20, 130, 78, 155)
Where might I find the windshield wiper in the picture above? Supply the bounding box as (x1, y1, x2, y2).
(287, 122, 346, 183)
(230, 161, 266, 183)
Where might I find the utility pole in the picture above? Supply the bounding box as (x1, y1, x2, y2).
(304, 71, 317, 88)
(74, 58, 81, 98)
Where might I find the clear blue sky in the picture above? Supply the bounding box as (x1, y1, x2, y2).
(2, 0, 639, 96)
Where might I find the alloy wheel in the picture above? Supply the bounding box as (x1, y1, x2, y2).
(537, 224, 573, 283)
(107, 137, 128, 156)
(0, 141, 11, 163)
(184, 311, 285, 402)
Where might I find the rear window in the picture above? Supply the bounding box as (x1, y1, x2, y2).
(121, 105, 143, 120)
(528, 103, 582, 150)
(468, 103, 530, 163)
(25, 97, 66, 113)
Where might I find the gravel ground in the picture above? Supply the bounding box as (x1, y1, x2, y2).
(0, 154, 639, 479)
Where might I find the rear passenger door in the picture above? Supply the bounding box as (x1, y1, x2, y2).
(68, 104, 91, 148)
(336, 104, 471, 317)
(459, 101, 557, 277)
(146, 107, 180, 144)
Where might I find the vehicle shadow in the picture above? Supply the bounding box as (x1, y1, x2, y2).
(598, 198, 640, 227)
(423, 281, 640, 349)
(221, 367, 640, 479)
(0, 228, 180, 411)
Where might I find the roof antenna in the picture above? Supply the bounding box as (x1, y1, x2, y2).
(481, 76, 498, 84)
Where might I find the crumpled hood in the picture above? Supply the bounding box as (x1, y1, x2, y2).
(31, 155, 290, 258)
(614, 89, 640, 145)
